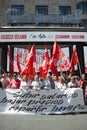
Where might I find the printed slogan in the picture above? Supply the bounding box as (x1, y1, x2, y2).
(0, 88, 87, 114)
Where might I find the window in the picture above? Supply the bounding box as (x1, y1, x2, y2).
(11, 5, 24, 15)
(59, 6, 71, 15)
(35, 6, 48, 15)
(77, 3, 87, 13)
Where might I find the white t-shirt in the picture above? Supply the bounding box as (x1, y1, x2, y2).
(56, 82, 66, 89)
(31, 81, 41, 89)
(20, 81, 31, 91)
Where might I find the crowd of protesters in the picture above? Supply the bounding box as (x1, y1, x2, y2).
(0, 71, 87, 91)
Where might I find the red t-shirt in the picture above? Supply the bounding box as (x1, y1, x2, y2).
(9, 79, 20, 89)
(79, 80, 84, 87)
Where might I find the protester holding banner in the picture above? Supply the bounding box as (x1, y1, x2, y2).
(44, 73, 55, 89)
(8, 73, 21, 89)
(39, 77, 45, 89)
(20, 75, 31, 92)
(31, 74, 42, 90)
(62, 73, 70, 85)
(52, 75, 59, 89)
(56, 76, 66, 90)
(68, 76, 78, 88)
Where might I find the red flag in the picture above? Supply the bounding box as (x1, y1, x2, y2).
(25, 44, 36, 67)
(49, 59, 58, 76)
(21, 44, 36, 78)
(60, 60, 68, 69)
(52, 40, 65, 61)
(7, 46, 14, 74)
(39, 47, 50, 78)
(21, 65, 35, 79)
(69, 48, 79, 73)
(49, 40, 65, 76)
(70, 48, 79, 68)
(60, 58, 71, 72)
(16, 50, 22, 74)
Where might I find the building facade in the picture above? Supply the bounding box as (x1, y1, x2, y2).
(0, 0, 87, 75)
(0, 0, 87, 27)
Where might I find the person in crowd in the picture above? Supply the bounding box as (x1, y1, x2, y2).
(44, 73, 55, 89)
(74, 76, 80, 87)
(52, 75, 59, 89)
(79, 74, 86, 88)
(68, 76, 78, 88)
(31, 74, 41, 90)
(8, 73, 21, 89)
(79, 74, 87, 105)
(62, 73, 70, 85)
(56, 76, 66, 90)
(20, 75, 31, 91)
(39, 77, 45, 89)
(7, 73, 13, 81)
(1, 73, 10, 89)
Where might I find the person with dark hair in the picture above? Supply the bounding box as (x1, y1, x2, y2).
(8, 73, 21, 89)
(44, 73, 55, 89)
(79, 74, 86, 87)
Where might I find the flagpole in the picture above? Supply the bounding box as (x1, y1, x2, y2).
(59, 59, 63, 76)
(78, 62, 82, 77)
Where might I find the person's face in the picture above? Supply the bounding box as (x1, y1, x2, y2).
(13, 75, 17, 79)
(81, 75, 85, 80)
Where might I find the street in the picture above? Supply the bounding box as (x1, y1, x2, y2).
(0, 113, 87, 130)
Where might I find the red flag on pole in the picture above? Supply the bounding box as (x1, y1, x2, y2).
(25, 44, 36, 67)
(39, 47, 50, 78)
(16, 50, 22, 74)
(21, 44, 36, 78)
(49, 40, 65, 76)
(52, 40, 65, 61)
(49, 59, 58, 76)
(69, 48, 79, 73)
(7, 46, 14, 74)
(70, 48, 79, 68)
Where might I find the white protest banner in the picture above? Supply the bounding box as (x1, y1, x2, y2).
(0, 88, 87, 114)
